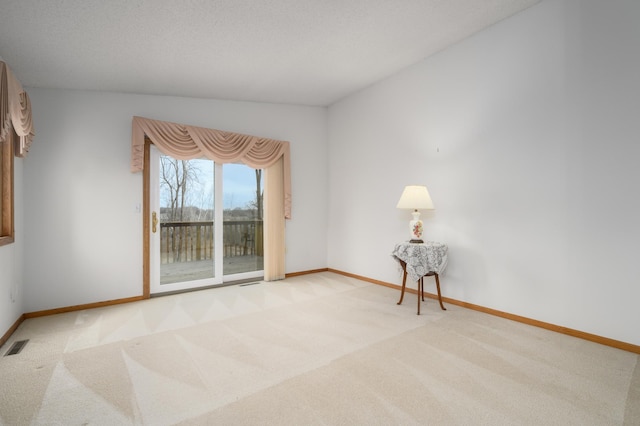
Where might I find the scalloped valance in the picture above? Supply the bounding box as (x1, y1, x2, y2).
(131, 116, 291, 219)
(0, 61, 35, 157)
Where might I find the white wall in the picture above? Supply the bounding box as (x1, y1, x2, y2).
(0, 157, 24, 339)
(327, 0, 640, 345)
(23, 89, 327, 312)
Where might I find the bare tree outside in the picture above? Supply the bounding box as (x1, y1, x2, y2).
(160, 157, 215, 220)
(255, 169, 263, 220)
(159, 156, 212, 262)
(160, 156, 198, 221)
(160, 157, 262, 221)
(240, 169, 263, 219)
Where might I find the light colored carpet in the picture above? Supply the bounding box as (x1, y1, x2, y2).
(1, 272, 638, 425)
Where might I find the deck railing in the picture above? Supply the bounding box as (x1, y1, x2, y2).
(160, 220, 263, 264)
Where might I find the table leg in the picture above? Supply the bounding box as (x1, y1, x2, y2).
(435, 273, 447, 311)
(417, 277, 422, 315)
(397, 268, 407, 305)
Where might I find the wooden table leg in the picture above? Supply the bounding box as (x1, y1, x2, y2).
(397, 260, 445, 314)
(397, 262, 408, 305)
(417, 277, 422, 315)
(435, 273, 447, 311)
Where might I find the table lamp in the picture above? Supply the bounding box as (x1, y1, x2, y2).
(396, 185, 434, 243)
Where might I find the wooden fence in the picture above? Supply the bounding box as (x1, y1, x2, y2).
(160, 220, 263, 264)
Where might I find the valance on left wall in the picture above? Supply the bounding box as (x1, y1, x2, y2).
(131, 116, 292, 219)
(0, 60, 35, 156)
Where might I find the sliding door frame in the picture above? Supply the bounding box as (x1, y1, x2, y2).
(142, 138, 265, 297)
(143, 138, 151, 298)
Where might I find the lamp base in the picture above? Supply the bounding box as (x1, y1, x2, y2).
(409, 239, 424, 244)
(409, 211, 424, 243)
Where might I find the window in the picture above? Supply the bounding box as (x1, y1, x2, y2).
(0, 129, 14, 246)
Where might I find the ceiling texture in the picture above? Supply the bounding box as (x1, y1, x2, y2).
(0, 0, 540, 106)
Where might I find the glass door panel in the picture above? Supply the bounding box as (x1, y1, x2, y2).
(159, 156, 216, 284)
(222, 164, 264, 279)
(150, 147, 221, 294)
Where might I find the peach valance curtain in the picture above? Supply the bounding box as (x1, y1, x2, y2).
(0, 61, 35, 157)
(131, 117, 291, 219)
(131, 116, 291, 219)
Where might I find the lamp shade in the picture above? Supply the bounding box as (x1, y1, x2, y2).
(396, 185, 434, 210)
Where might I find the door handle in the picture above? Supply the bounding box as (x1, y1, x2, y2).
(152, 211, 158, 233)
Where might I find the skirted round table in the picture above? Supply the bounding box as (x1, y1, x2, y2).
(391, 241, 448, 315)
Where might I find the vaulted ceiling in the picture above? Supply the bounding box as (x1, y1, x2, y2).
(0, 0, 540, 106)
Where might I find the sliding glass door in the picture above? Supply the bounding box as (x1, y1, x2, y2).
(149, 146, 263, 295)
